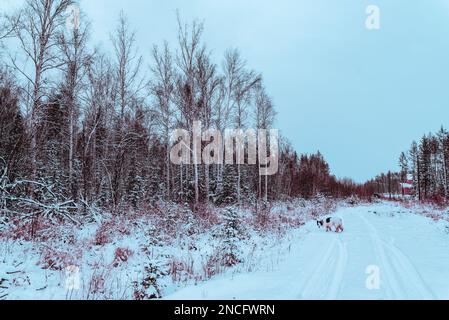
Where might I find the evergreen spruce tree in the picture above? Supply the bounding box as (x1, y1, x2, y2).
(220, 207, 243, 267)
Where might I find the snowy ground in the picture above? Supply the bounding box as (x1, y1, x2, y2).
(167, 202, 449, 300)
(0, 200, 323, 300)
(1, 201, 449, 300)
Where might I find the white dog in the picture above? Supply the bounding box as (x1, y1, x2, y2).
(317, 217, 344, 233)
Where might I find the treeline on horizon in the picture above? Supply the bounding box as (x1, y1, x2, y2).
(361, 127, 449, 204)
(0, 1, 387, 220)
(399, 127, 449, 203)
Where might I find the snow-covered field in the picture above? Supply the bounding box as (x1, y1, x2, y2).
(1, 201, 449, 300)
(0, 199, 332, 300)
(168, 202, 449, 300)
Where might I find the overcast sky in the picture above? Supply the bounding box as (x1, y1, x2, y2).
(3, 0, 449, 182)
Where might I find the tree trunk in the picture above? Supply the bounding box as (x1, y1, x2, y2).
(443, 146, 448, 202)
(417, 154, 422, 201)
(68, 94, 76, 200)
(237, 162, 241, 206)
(166, 134, 171, 201)
(205, 163, 210, 203)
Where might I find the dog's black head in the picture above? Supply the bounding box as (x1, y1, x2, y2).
(317, 220, 323, 228)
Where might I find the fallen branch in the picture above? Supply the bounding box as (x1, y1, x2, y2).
(6, 270, 22, 275)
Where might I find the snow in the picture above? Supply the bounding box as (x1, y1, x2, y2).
(166, 202, 449, 300)
(2, 201, 449, 300)
(0, 202, 307, 300)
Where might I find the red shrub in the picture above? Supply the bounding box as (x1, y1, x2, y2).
(202, 255, 221, 279)
(113, 247, 133, 267)
(3, 216, 55, 242)
(168, 257, 195, 283)
(93, 220, 114, 246)
(87, 273, 106, 298)
(39, 247, 80, 271)
(195, 203, 220, 225)
(117, 217, 131, 236)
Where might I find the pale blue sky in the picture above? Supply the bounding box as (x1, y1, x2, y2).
(3, 0, 449, 182)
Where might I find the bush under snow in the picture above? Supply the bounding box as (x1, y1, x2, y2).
(0, 197, 339, 300)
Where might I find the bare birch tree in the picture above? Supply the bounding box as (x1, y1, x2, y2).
(195, 47, 221, 203)
(109, 11, 145, 211)
(58, 8, 90, 200)
(224, 49, 261, 205)
(253, 85, 276, 202)
(10, 0, 74, 181)
(174, 14, 204, 207)
(82, 54, 116, 205)
(150, 41, 175, 201)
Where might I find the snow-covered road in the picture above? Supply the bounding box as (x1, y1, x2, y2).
(167, 203, 449, 300)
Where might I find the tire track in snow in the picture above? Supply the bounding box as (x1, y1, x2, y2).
(378, 238, 436, 299)
(359, 212, 403, 299)
(326, 238, 348, 299)
(358, 212, 436, 300)
(299, 235, 347, 299)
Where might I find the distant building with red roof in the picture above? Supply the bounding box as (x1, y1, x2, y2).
(400, 174, 414, 196)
